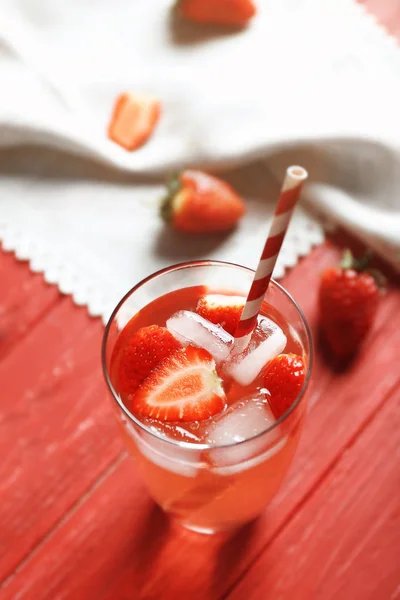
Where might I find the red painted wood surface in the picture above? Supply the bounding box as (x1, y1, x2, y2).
(228, 389, 400, 600)
(0, 1, 399, 598)
(3, 237, 396, 600)
(0, 252, 60, 360)
(0, 298, 123, 581)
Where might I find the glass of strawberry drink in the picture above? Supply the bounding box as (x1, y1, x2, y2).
(102, 260, 312, 534)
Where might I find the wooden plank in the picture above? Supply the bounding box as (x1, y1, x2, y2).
(226, 388, 400, 600)
(0, 297, 123, 582)
(1, 242, 398, 600)
(0, 247, 61, 360)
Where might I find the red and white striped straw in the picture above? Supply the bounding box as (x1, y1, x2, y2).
(234, 165, 308, 340)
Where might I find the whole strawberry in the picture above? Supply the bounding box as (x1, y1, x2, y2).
(161, 170, 246, 234)
(319, 250, 383, 359)
(178, 0, 256, 27)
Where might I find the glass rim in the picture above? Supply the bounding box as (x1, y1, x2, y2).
(101, 259, 313, 451)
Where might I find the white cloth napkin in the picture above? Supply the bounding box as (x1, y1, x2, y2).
(0, 0, 399, 322)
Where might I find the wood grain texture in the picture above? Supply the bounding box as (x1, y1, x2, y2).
(1, 241, 398, 600)
(0, 247, 60, 360)
(227, 389, 400, 600)
(0, 298, 123, 582)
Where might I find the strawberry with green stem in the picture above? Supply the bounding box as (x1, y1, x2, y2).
(161, 170, 246, 234)
(319, 249, 386, 359)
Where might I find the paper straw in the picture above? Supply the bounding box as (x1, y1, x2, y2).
(234, 165, 308, 339)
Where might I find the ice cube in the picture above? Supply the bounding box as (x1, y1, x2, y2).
(167, 310, 234, 363)
(212, 436, 287, 476)
(206, 397, 286, 475)
(228, 318, 287, 386)
(207, 397, 276, 446)
(123, 418, 201, 477)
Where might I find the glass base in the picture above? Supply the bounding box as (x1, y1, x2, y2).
(175, 510, 264, 535)
(178, 517, 252, 536)
(181, 522, 223, 535)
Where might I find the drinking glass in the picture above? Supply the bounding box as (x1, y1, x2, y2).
(102, 260, 312, 534)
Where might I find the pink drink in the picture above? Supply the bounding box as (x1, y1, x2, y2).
(102, 261, 312, 534)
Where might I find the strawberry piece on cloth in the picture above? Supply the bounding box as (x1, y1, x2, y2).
(108, 93, 161, 151)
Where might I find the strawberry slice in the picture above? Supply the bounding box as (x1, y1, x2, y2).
(118, 325, 182, 397)
(131, 345, 226, 422)
(263, 353, 306, 419)
(178, 0, 257, 27)
(196, 294, 245, 335)
(108, 93, 161, 151)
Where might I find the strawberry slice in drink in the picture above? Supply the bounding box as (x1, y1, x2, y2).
(263, 353, 306, 419)
(196, 294, 245, 335)
(132, 345, 227, 422)
(118, 325, 182, 397)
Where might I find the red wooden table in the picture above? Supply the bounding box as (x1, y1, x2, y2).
(1, 2, 399, 598)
